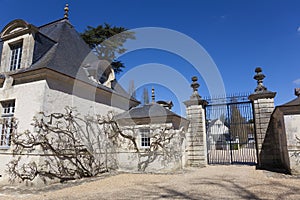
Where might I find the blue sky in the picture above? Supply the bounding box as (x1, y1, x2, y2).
(1, 0, 300, 115)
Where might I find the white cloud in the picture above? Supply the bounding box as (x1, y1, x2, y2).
(293, 79, 300, 85)
(297, 27, 300, 32)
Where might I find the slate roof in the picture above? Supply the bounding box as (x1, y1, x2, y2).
(278, 97, 300, 107)
(271, 96, 300, 117)
(29, 19, 92, 80)
(116, 103, 180, 119)
(0, 18, 137, 102)
(116, 103, 189, 129)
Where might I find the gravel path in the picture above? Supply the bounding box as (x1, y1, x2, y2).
(0, 165, 299, 200)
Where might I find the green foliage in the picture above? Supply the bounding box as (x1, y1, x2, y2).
(81, 23, 135, 74)
(229, 105, 249, 144)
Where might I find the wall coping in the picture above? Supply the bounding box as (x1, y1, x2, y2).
(248, 91, 276, 101)
(183, 98, 208, 107)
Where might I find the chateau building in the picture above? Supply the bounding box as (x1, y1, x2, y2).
(0, 12, 139, 181)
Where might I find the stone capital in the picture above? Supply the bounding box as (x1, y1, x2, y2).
(248, 91, 276, 101)
(183, 99, 208, 107)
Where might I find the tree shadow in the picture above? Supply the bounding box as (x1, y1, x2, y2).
(120, 175, 300, 200)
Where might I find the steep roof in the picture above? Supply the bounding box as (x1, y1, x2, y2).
(0, 18, 138, 103)
(30, 19, 91, 79)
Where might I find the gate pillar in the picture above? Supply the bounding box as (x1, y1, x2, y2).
(184, 76, 208, 167)
(249, 67, 276, 167)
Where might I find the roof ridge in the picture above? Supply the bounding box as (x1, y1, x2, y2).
(38, 18, 72, 29)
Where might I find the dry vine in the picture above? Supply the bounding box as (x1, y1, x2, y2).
(137, 127, 184, 171)
(7, 107, 184, 183)
(8, 107, 123, 183)
(292, 135, 300, 165)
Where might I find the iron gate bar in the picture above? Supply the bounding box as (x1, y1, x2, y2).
(226, 103, 233, 164)
(205, 95, 257, 165)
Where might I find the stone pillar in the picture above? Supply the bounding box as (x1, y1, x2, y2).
(248, 67, 276, 166)
(184, 76, 207, 167)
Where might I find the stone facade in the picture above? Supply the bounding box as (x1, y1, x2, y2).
(0, 17, 138, 185)
(115, 94, 189, 172)
(117, 123, 186, 172)
(184, 77, 207, 167)
(259, 91, 300, 174)
(248, 68, 276, 167)
(250, 97, 276, 152)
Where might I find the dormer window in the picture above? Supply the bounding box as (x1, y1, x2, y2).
(0, 19, 37, 73)
(9, 41, 23, 71)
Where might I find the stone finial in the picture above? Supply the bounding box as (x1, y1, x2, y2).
(184, 76, 207, 106)
(295, 88, 300, 97)
(249, 67, 276, 101)
(254, 67, 267, 93)
(151, 87, 155, 103)
(190, 76, 202, 99)
(64, 4, 69, 19)
(191, 76, 199, 93)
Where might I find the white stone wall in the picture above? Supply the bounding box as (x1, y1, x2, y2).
(117, 123, 185, 172)
(284, 114, 300, 174)
(43, 80, 124, 117)
(0, 77, 125, 184)
(0, 79, 47, 183)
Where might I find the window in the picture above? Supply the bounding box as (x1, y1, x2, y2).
(140, 128, 150, 148)
(0, 100, 15, 148)
(9, 42, 23, 71)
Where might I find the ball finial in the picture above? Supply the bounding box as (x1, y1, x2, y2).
(151, 87, 155, 103)
(253, 67, 267, 92)
(64, 4, 69, 19)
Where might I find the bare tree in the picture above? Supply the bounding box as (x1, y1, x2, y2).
(7, 107, 184, 183)
(8, 108, 116, 182)
(137, 127, 184, 171)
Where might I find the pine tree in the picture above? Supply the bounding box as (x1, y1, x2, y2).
(81, 24, 135, 74)
(229, 105, 248, 145)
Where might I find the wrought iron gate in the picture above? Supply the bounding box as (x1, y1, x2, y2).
(205, 95, 257, 165)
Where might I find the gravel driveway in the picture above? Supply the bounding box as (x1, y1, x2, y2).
(0, 165, 299, 200)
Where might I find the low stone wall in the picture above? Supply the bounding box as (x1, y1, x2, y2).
(259, 113, 289, 173)
(259, 98, 300, 174)
(117, 123, 186, 172)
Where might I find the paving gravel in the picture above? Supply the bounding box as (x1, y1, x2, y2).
(0, 165, 299, 200)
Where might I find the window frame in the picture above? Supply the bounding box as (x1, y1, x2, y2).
(9, 41, 23, 71)
(0, 100, 15, 149)
(140, 128, 151, 148)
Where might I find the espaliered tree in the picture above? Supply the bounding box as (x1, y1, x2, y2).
(7, 107, 183, 183)
(8, 108, 119, 182)
(81, 23, 135, 74)
(292, 136, 300, 164)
